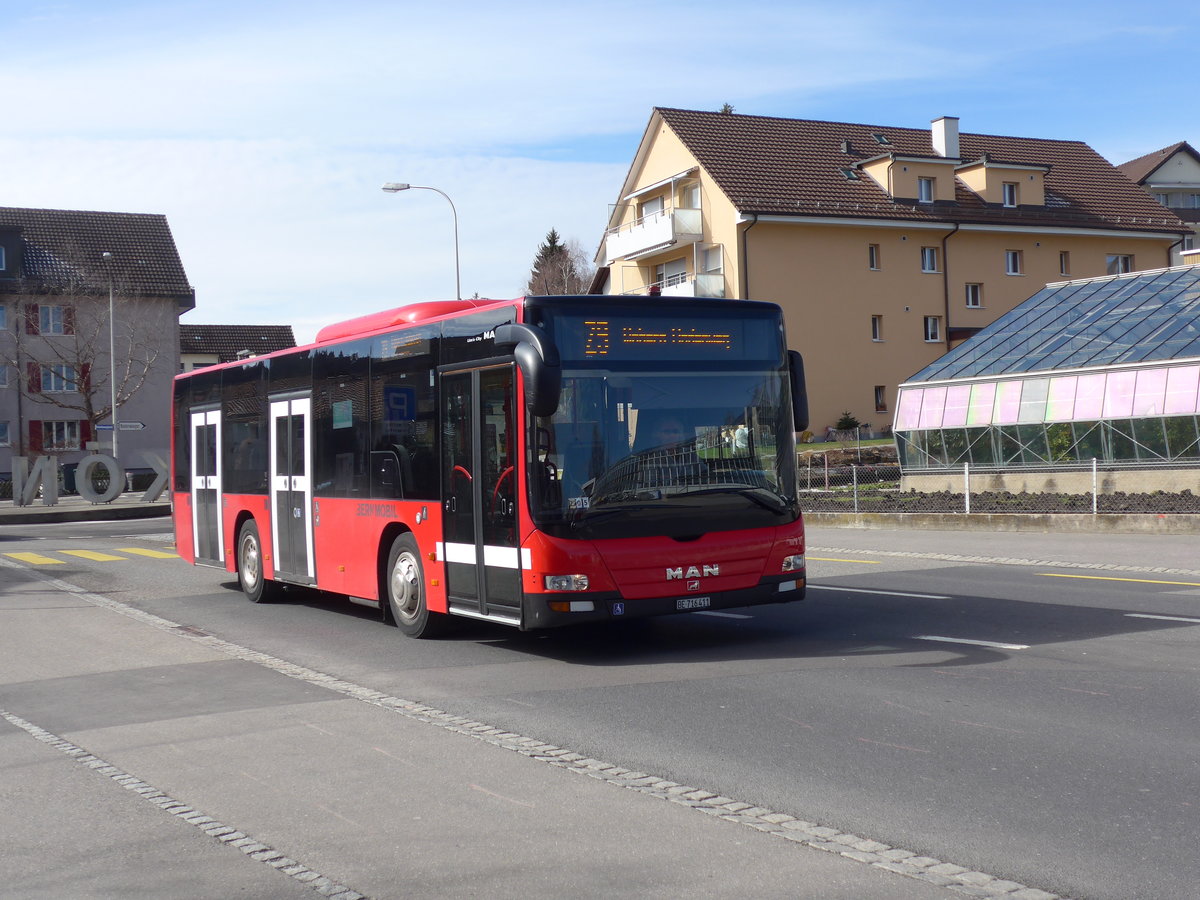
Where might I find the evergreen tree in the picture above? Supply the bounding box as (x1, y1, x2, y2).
(525, 228, 594, 295)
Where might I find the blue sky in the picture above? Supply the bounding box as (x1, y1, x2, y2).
(3, 1, 1197, 342)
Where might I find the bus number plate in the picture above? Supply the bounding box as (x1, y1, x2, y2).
(676, 596, 711, 611)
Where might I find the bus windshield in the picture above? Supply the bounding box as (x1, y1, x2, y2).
(531, 367, 798, 539)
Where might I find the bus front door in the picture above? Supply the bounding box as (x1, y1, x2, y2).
(441, 366, 522, 625)
(190, 408, 223, 565)
(269, 396, 315, 584)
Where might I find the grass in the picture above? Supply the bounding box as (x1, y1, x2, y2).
(798, 438, 896, 452)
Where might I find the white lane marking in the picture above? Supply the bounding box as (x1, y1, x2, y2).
(914, 635, 1030, 651)
(808, 584, 951, 600)
(1126, 613, 1200, 624)
(694, 611, 751, 619)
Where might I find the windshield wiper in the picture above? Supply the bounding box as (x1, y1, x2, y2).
(669, 484, 791, 513)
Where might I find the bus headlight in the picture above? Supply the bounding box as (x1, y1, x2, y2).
(781, 554, 805, 573)
(544, 574, 590, 592)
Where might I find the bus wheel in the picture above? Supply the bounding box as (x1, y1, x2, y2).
(386, 533, 444, 638)
(237, 520, 281, 604)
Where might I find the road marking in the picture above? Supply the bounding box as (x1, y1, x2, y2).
(808, 557, 882, 564)
(59, 550, 128, 562)
(1040, 573, 1200, 587)
(117, 547, 180, 559)
(1126, 613, 1200, 624)
(3, 552, 65, 565)
(694, 611, 751, 619)
(914, 635, 1030, 651)
(808, 585, 951, 600)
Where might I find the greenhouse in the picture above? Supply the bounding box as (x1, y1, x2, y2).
(894, 261, 1200, 492)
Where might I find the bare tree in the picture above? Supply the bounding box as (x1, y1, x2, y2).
(0, 246, 172, 457)
(525, 229, 596, 296)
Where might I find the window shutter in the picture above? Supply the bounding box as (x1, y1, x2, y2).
(29, 421, 43, 452)
(63, 306, 75, 335)
(25, 303, 40, 335)
(80, 419, 93, 445)
(27, 362, 42, 393)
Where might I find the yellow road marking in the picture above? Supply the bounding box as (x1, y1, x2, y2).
(117, 547, 180, 559)
(1038, 573, 1200, 588)
(3, 552, 65, 565)
(59, 550, 127, 562)
(809, 557, 882, 564)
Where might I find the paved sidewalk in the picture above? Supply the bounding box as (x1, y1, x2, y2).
(0, 567, 960, 900)
(0, 493, 169, 525)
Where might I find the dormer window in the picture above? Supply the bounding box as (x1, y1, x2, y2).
(918, 177, 935, 203)
(1002, 182, 1019, 207)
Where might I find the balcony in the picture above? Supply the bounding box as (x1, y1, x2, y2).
(623, 272, 725, 299)
(604, 207, 702, 265)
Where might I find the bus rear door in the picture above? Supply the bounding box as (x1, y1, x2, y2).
(269, 395, 315, 584)
(189, 407, 223, 565)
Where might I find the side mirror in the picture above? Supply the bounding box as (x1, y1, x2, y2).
(788, 351, 808, 432)
(495, 323, 562, 417)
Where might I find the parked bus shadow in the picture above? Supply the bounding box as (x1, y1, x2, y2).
(215, 566, 1199, 671)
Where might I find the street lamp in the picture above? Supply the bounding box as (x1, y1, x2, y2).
(381, 182, 461, 300)
(101, 251, 118, 462)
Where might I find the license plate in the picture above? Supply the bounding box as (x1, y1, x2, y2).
(676, 596, 711, 611)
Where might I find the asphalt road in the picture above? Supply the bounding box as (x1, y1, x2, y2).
(3, 518, 1199, 899)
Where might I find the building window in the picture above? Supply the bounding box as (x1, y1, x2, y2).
(1005, 250, 1023, 275)
(1106, 254, 1133, 275)
(0, 246, 5, 271)
(868, 244, 880, 270)
(874, 386, 887, 413)
(637, 195, 665, 223)
(42, 420, 81, 451)
(1190, 194, 1200, 209)
(1002, 182, 1018, 207)
(1059, 251, 1071, 276)
(965, 283, 983, 308)
(41, 364, 78, 393)
(1185, 235, 1196, 252)
(1154, 193, 1170, 206)
(0, 421, 9, 447)
(921, 246, 939, 273)
(924, 316, 942, 342)
(653, 258, 687, 289)
(0, 303, 6, 330)
(871, 315, 883, 341)
(39, 305, 73, 335)
(0, 365, 7, 388)
(918, 177, 935, 203)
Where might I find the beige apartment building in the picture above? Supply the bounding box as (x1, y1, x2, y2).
(594, 108, 1189, 435)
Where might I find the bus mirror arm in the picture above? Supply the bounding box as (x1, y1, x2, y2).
(788, 350, 809, 432)
(495, 323, 562, 418)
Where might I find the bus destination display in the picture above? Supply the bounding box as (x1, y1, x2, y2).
(550, 312, 779, 364)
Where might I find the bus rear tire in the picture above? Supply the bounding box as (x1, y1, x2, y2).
(237, 520, 281, 604)
(385, 533, 446, 638)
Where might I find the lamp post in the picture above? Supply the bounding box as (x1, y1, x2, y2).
(101, 251, 119, 462)
(381, 183, 461, 300)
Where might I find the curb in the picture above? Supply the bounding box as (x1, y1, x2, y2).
(0, 503, 170, 525)
(804, 511, 1200, 534)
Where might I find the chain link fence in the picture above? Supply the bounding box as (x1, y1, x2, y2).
(799, 447, 1200, 515)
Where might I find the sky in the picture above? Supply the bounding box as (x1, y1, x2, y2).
(3, 1, 1198, 344)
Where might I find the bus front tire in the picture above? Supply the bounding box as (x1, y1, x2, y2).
(237, 520, 281, 604)
(386, 533, 446, 638)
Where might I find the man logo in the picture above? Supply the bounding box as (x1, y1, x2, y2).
(666, 564, 720, 580)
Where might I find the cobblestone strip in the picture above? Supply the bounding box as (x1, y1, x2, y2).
(7, 562, 1071, 900)
(811, 546, 1200, 578)
(0, 708, 369, 900)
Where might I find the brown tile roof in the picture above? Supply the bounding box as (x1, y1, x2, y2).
(1117, 141, 1199, 185)
(654, 108, 1188, 234)
(180, 324, 296, 362)
(0, 205, 194, 306)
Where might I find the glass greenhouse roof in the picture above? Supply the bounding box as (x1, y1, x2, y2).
(909, 264, 1200, 384)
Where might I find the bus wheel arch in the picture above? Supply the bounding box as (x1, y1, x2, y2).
(382, 530, 448, 638)
(236, 517, 282, 604)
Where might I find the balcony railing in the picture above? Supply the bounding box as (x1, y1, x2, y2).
(604, 207, 702, 264)
(622, 272, 725, 299)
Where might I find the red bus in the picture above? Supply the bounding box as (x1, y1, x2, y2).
(172, 295, 808, 637)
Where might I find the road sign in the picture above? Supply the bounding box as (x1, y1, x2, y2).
(117, 422, 145, 432)
(96, 424, 115, 431)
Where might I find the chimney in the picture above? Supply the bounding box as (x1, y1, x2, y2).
(932, 116, 960, 159)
